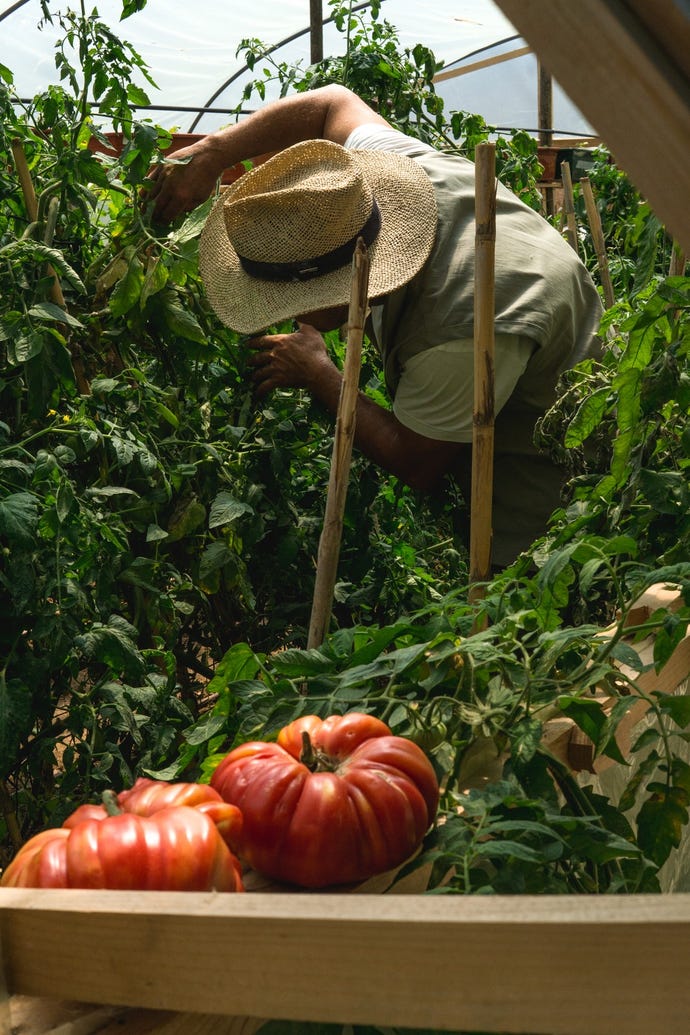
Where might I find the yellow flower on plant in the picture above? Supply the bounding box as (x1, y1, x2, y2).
(62, 414, 71, 423)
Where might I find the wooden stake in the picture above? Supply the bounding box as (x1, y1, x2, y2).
(669, 240, 687, 277)
(581, 175, 615, 309)
(10, 139, 66, 310)
(538, 61, 555, 219)
(469, 142, 497, 607)
(307, 238, 370, 649)
(11, 139, 91, 395)
(560, 161, 580, 255)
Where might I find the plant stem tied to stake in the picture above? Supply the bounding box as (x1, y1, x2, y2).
(307, 238, 370, 649)
(469, 142, 497, 613)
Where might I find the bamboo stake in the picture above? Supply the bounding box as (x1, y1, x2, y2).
(10, 139, 66, 309)
(560, 161, 580, 255)
(581, 174, 615, 309)
(669, 240, 687, 277)
(538, 61, 555, 219)
(10, 139, 90, 395)
(469, 142, 497, 609)
(307, 238, 370, 649)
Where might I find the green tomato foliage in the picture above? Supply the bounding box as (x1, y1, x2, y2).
(1, 0, 690, 910)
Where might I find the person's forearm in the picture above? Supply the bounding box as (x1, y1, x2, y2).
(193, 84, 382, 178)
(306, 363, 453, 493)
(150, 85, 386, 222)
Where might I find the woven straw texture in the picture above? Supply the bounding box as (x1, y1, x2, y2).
(199, 139, 437, 333)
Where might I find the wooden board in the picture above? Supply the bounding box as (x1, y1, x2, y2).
(494, 0, 690, 255)
(3, 890, 690, 1035)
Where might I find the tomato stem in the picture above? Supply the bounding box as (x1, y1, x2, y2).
(300, 730, 318, 771)
(299, 730, 337, 772)
(101, 789, 123, 816)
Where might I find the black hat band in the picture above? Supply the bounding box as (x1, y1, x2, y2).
(237, 199, 381, 283)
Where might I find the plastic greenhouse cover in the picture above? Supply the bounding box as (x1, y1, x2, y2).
(0, 0, 593, 136)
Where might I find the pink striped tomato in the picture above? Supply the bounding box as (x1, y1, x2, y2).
(1, 782, 244, 892)
(210, 712, 439, 888)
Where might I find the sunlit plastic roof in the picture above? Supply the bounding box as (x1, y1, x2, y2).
(0, 0, 593, 136)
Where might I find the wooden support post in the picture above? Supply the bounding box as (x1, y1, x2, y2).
(309, 0, 323, 64)
(538, 61, 554, 218)
(307, 239, 370, 648)
(469, 142, 497, 607)
(669, 240, 687, 276)
(581, 175, 615, 309)
(560, 161, 580, 254)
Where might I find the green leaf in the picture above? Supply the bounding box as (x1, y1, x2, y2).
(208, 491, 254, 529)
(7, 331, 45, 365)
(207, 644, 263, 694)
(618, 749, 661, 813)
(608, 640, 646, 672)
(473, 839, 543, 863)
(509, 718, 543, 765)
(76, 619, 146, 681)
(637, 787, 689, 867)
(109, 253, 144, 317)
(55, 478, 76, 523)
(656, 694, 690, 730)
(1, 241, 85, 293)
(270, 648, 334, 678)
(28, 302, 84, 328)
(169, 198, 213, 245)
(199, 540, 236, 591)
(160, 296, 206, 343)
(0, 492, 39, 545)
(564, 386, 610, 447)
(184, 711, 227, 746)
(146, 523, 168, 542)
(126, 84, 151, 107)
(140, 256, 169, 306)
(167, 498, 206, 541)
(557, 694, 607, 746)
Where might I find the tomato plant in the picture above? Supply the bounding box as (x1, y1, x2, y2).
(210, 712, 439, 887)
(0, 1, 464, 853)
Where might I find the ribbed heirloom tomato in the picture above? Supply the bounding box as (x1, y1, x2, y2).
(210, 712, 440, 888)
(1, 779, 244, 892)
(64, 777, 242, 853)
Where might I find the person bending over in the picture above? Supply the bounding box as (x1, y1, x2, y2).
(147, 84, 603, 568)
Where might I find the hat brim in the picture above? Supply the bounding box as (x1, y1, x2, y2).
(198, 148, 438, 334)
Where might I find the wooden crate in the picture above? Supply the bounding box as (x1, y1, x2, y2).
(3, 890, 690, 1035)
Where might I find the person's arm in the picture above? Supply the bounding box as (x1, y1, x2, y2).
(147, 85, 389, 223)
(248, 324, 465, 492)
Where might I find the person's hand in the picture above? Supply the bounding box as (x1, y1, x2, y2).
(247, 323, 336, 400)
(145, 143, 222, 224)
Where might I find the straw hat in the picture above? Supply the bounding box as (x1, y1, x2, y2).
(199, 138, 437, 333)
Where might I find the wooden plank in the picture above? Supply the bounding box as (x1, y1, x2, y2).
(8, 997, 264, 1035)
(433, 45, 531, 83)
(493, 0, 690, 255)
(3, 891, 690, 1034)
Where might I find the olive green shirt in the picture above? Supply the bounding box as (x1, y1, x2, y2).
(346, 125, 603, 565)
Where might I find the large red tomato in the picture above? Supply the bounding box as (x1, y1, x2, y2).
(64, 777, 242, 853)
(210, 712, 440, 888)
(1, 785, 244, 892)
